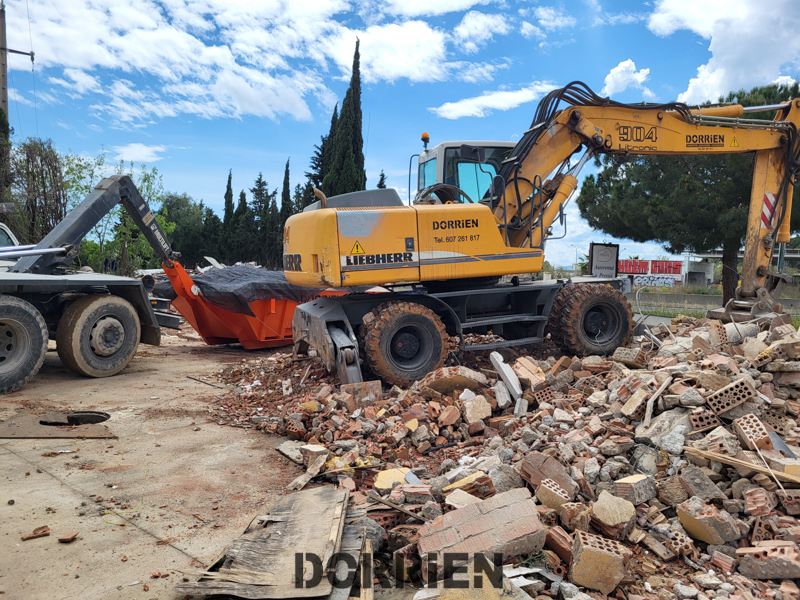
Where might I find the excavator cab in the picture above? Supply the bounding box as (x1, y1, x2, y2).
(415, 140, 515, 205)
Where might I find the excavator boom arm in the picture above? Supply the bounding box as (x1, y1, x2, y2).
(498, 83, 800, 298)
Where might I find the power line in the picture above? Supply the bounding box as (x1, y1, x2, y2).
(24, 0, 37, 137)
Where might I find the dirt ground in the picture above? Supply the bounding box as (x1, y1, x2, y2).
(0, 328, 302, 599)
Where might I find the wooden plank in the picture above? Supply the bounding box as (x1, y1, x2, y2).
(175, 487, 349, 598)
(359, 538, 374, 600)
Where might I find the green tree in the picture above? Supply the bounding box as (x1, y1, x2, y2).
(158, 193, 205, 267)
(308, 104, 338, 189)
(577, 82, 800, 303)
(250, 173, 274, 265)
(266, 195, 281, 268)
(199, 207, 223, 264)
(230, 188, 255, 263)
(8, 139, 67, 244)
(322, 40, 366, 195)
(376, 170, 387, 189)
(279, 158, 294, 227)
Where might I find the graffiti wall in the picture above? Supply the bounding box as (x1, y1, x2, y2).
(632, 275, 680, 287)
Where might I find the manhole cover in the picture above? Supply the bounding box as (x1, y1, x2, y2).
(40, 411, 110, 426)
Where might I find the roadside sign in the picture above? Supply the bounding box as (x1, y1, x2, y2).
(589, 243, 619, 278)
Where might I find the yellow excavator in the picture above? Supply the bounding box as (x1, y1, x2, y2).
(283, 82, 800, 385)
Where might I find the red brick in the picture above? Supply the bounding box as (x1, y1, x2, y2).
(418, 526, 460, 555)
(476, 486, 531, 513)
(450, 530, 498, 554)
(440, 501, 482, 528)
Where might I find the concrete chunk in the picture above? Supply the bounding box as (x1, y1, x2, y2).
(677, 496, 744, 545)
(590, 490, 636, 540)
(490, 351, 522, 399)
(613, 474, 657, 505)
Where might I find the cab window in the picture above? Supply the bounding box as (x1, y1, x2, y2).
(0, 228, 13, 247)
(417, 158, 437, 190)
(457, 162, 496, 203)
(444, 146, 511, 202)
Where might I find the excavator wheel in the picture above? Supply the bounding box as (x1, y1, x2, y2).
(360, 301, 447, 387)
(0, 295, 48, 394)
(549, 283, 633, 356)
(56, 294, 141, 378)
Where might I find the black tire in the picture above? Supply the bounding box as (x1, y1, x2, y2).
(549, 283, 632, 356)
(56, 295, 141, 378)
(0, 295, 48, 393)
(360, 301, 447, 386)
(546, 284, 569, 348)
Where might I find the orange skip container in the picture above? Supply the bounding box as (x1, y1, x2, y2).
(162, 261, 300, 350)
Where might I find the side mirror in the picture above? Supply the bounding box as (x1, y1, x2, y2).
(459, 144, 486, 163)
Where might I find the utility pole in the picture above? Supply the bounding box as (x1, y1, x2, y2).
(0, 1, 35, 202)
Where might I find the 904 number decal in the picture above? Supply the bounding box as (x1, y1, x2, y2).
(618, 125, 657, 143)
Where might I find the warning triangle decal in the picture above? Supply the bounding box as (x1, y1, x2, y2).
(351, 240, 365, 255)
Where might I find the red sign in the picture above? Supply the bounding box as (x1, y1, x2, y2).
(650, 260, 682, 275)
(617, 259, 649, 274)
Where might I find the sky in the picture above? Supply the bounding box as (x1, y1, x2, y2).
(6, 0, 800, 268)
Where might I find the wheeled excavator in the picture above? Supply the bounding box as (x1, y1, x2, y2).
(284, 82, 800, 386)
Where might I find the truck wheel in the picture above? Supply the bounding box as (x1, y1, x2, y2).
(0, 296, 48, 393)
(550, 283, 632, 356)
(361, 301, 447, 386)
(56, 295, 141, 378)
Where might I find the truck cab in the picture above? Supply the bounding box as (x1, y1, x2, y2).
(0, 222, 20, 271)
(417, 140, 516, 203)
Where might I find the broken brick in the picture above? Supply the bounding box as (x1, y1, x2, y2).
(569, 530, 631, 595)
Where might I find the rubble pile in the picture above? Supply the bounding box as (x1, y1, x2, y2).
(214, 316, 800, 597)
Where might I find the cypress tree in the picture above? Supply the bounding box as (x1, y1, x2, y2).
(279, 159, 293, 226)
(223, 170, 234, 225)
(322, 40, 366, 196)
(230, 189, 250, 263)
(267, 195, 280, 268)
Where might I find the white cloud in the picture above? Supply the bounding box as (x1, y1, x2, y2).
(521, 22, 545, 40)
(8, 88, 34, 107)
(49, 68, 101, 94)
(325, 21, 450, 83)
(601, 59, 654, 98)
(454, 11, 509, 53)
(533, 6, 576, 30)
(774, 75, 797, 87)
(5, 0, 508, 125)
(430, 81, 557, 119)
(113, 143, 167, 163)
(648, 0, 800, 103)
(382, 0, 490, 17)
(586, 0, 645, 27)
